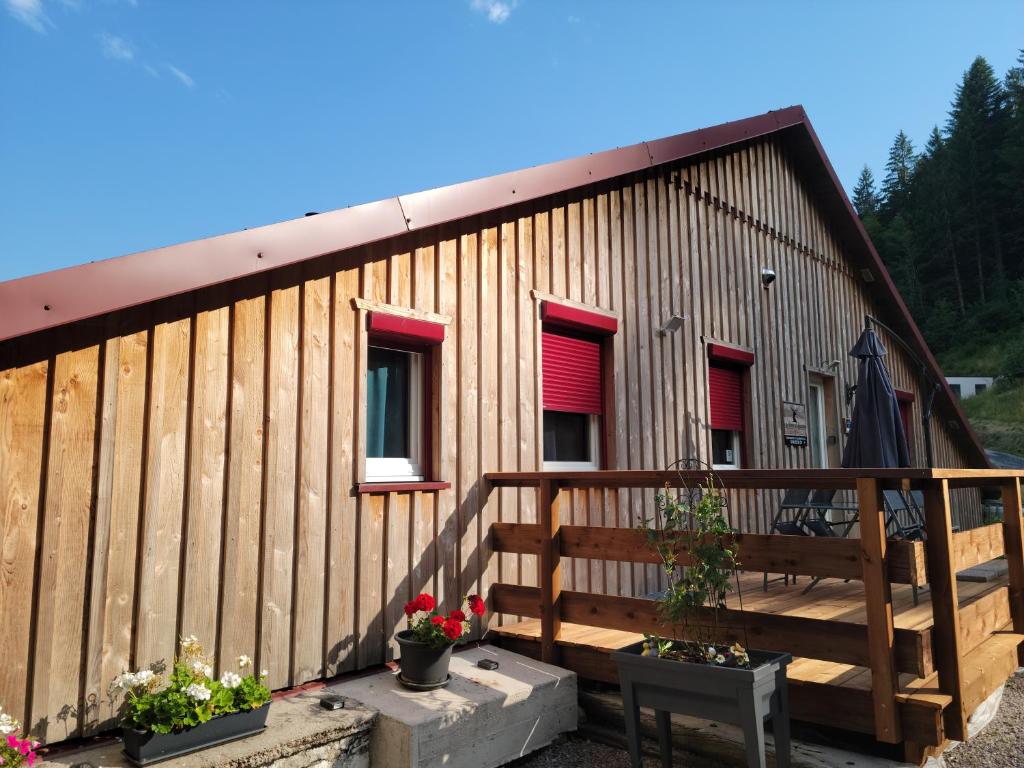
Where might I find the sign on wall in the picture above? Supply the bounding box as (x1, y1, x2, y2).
(782, 401, 808, 446)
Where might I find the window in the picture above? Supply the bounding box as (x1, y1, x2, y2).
(976, 383, 987, 395)
(537, 299, 617, 471)
(542, 328, 603, 470)
(711, 428, 740, 468)
(709, 363, 745, 469)
(365, 346, 423, 482)
(951, 383, 962, 398)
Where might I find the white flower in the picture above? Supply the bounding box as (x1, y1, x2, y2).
(238, 655, 252, 669)
(180, 634, 200, 651)
(260, 669, 268, 678)
(114, 671, 138, 690)
(185, 683, 211, 702)
(220, 671, 242, 689)
(714, 654, 726, 665)
(135, 670, 155, 686)
(705, 646, 717, 660)
(191, 661, 213, 678)
(0, 709, 19, 735)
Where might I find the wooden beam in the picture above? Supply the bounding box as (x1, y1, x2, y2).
(539, 479, 562, 664)
(957, 585, 1010, 656)
(858, 477, 902, 744)
(951, 523, 1005, 573)
(922, 479, 967, 742)
(1002, 478, 1024, 664)
(486, 467, 1024, 490)
(492, 522, 926, 585)
(489, 584, 929, 676)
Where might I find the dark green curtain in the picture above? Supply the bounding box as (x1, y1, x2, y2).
(366, 347, 409, 458)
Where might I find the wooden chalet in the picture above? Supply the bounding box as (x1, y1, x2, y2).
(0, 106, 1021, 764)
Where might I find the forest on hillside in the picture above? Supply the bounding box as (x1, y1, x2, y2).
(852, 51, 1024, 455)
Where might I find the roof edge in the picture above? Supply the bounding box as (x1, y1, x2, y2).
(0, 106, 807, 344)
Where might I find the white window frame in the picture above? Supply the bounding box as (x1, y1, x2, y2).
(808, 381, 829, 469)
(711, 429, 742, 471)
(365, 348, 424, 483)
(542, 413, 601, 471)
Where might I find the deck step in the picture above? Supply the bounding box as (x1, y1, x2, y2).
(901, 631, 1022, 716)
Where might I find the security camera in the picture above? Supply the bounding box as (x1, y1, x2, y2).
(761, 268, 777, 288)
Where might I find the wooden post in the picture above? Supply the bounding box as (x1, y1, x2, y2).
(1002, 478, 1024, 664)
(856, 477, 902, 743)
(539, 479, 562, 664)
(922, 478, 967, 741)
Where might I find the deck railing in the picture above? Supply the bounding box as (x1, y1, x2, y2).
(485, 468, 1024, 747)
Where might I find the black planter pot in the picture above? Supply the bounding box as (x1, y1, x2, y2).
(122, 703, 270, 766)
(396, 630, 453, 690)
(612, 642, 792, 768)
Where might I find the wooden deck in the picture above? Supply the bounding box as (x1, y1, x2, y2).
(484, 469, 1024, 765)
(491, 571, 1021, 761)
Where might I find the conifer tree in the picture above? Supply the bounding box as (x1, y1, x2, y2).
(881, 131, 916, 213)
(946, 56, 1007, 303)
(852, 165, 880, 217)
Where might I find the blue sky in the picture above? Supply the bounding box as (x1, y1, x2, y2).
(1, 1, 1021, 282)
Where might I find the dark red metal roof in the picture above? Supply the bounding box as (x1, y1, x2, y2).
(0, 105, 989, 465)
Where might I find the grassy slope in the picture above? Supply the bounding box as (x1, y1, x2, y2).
(937, 327, 1024, 456)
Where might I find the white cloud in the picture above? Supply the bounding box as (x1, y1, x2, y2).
(5, 0, 50, 33)
(167, 64, 194, 88)
(567, 14, 581, 24)
(99, 32, 134, 61)
(143, 62, 158, 77)
(470, 0, 514, 24)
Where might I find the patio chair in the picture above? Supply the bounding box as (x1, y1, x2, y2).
(763, 489, 812, 591)
(804, 488, 859, 538)
(884, 490, 926, 541)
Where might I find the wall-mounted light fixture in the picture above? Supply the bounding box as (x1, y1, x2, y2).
(819, 359, 841, 372)
(656, 314, 687, 336)
(761, 267, 777, 287)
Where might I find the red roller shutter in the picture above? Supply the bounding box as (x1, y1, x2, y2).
(898, 400, 911, 439)
(542, 331, 602, 414)
(709, 365, 743, 431)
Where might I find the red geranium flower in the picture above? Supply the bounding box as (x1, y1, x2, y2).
(443, 618, 463, 641)
(468, 594, 485, 616)
(404, 600, 418, 617)
(449, 609, 466, 622)
(415, 593, 436, 612)
(431, 615, 445, 626)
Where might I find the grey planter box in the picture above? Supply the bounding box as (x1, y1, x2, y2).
(612, 642, 791, 768)
(122, 703, 270, 766)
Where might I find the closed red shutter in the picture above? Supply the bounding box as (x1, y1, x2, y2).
(542, 331, 602, 414)
(898, 400, 911, 439)
(709, 365, 743, 431)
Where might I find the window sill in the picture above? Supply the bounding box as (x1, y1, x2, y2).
(356, 481, 451, 494)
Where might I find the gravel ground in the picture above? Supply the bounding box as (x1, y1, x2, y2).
(511, 733, 730, 768)
(944, 670, 1024, 768)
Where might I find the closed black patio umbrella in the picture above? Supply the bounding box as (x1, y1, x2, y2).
(842, 323, 911, 469)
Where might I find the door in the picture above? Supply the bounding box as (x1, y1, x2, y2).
(808, 380, 828, 468)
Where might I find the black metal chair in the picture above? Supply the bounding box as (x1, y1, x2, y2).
(764, 489, 812, 591)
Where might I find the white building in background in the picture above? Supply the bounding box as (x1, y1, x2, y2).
(946, 376, 994, 399)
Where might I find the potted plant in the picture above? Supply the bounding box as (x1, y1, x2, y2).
(0, 704, 40, 767)
(611, 470, 792, 768)
(396, 592, 486, 690)
(111, 635, 272, 766)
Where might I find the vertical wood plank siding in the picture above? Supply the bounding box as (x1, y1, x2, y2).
(0, 137, 979, 741)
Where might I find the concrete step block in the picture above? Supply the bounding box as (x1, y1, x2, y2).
(329, 645, 577, 768)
